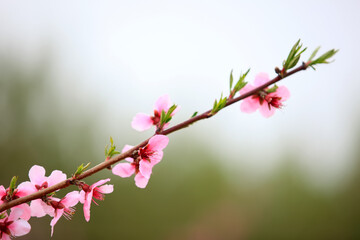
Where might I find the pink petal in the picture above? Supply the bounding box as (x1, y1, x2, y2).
(8, 219, 31, 237)
(28, 165, 46, 185)
(17, 181, 37, 197)
(79, 190, 86, 204)
(91, 179, 111, 190)
(239, 84, 255, 95)
(139, 160, 153, 179)
(134, 173, 150, 189)
(30, 199, 54, 218)
(148, 151, 163, 165)
(131, 113, 153, 131)
(14, 204, 31, 221)
(121, 144, 135, 162)
(1, 233, 11, 240)
(259, 102, 276, 118)
(61, 191, 80, 207)
(275, 86, 291, 101)
(154, 94, 172, 113)
(83, 191, 93, 222)
(47, 170, 67, 187)
(254, 72, 270, 87)
(0, 185, 6, 204)
(148, 135, 169, 151)
(8, 208, 23, 221)
(97, 184, 114, 194)
(112, 163, 135, 178)
(240, 98, 260, 113)
(50, 209, 64, 236)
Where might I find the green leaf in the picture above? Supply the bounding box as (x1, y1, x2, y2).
(0, 213, 6, 219)
(211, 94, 228, 114)
(74, 162, 91, 177)
(266, 84, 278, 93)
(232, 68, 250, 93)
(229, 70, 234, 91)
(283, 39, 307, 71)
(308, 46, 320, 62)
(191, 111, 198, 118)
(310, 49, 339, 66)
(8, 176, 18, 196)
(158, 104, 177, 130)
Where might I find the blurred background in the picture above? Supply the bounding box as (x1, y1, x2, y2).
(1, 0, 360, 239)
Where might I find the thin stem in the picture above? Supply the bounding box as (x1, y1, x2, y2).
(0, 62, 308, 213)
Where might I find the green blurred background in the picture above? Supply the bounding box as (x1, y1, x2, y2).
(1, 1, 360, 239)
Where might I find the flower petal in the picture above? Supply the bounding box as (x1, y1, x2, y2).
(112, 163, 135, 178)
(30, 199, 54, 218)
(148, 135, 169, 152)
(276, 86, 291, 101)
(139, 160, 153, 179)
(83, 190, 93, 222)
(121, 145, 135, 162)
(28, 165, 46, 186)
(1, 233, 11, 240)
(0, 185, 6, 204)
(131, 113, 153, 131)
(8, 208, 23, 221)
(14, 204, 31, 221)
(50, 209, 64, 236)
(17, 181, 37, 197)
(254, 73, 270, 86)
(61, 191, 80, 207)
(96, 184, 114, 194)
(91, 179, 111, 190)
(79, 190, 86, 204)
(47, 170, 67, 187)
(240, 98, 260, 113)
(239, 83, 255, 95)
(8, 219, 31, 237)
(148, 151, 163, 165)
(259, 102, 276, 118)
(134, 173, 150, 189)
(154, 94, 172, 113)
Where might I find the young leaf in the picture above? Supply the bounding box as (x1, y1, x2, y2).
(229, 70, 234, 91)
(191, 111, 198, 118)
(74, 163, 91, 177)
(9, 176, 18, 196)
(308, 46, 320, 62)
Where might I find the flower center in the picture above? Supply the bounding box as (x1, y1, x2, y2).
(265, 95, 282, 109)
(151, 110, 161, 125)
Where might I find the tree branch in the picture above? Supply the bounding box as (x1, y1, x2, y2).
(0, 62, 308, 213)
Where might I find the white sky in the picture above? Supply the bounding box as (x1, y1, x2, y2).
(1, 0, 359, 190)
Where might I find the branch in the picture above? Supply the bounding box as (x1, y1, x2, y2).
(0, 62, 309, 213)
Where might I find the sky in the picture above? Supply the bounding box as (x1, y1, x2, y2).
(1, 0, 360, 190)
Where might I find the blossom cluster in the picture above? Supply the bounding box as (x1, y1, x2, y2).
(0, 166, 113, 238)
(0, 75, 290, 239)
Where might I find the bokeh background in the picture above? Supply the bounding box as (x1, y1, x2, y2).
(1, 0, 360, 239)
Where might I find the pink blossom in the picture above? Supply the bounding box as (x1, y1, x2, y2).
(239, 73, 290, 118)
(0, 184, 33, 221)
(48, 191, 80, 236)
(79, 179, 113, 222)
(26, 165, 67, 218)
(0, 208, 31, 240)
(131, 94, 179, 131)
(112, 135, 169, 188)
